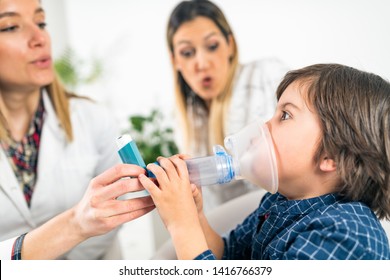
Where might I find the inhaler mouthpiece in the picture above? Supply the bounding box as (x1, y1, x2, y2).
(185, 145, 235, 186)
(224, 120, 278, 193)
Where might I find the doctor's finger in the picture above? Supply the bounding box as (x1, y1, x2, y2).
(108, 205, 156, 228)
(91, 164, 146, 188)
(96, 196, 155, 218)
(100, 177, 147, 200)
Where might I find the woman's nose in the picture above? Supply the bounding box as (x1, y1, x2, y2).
(195, 51, 210, 71)
(28, 25, 47, 48)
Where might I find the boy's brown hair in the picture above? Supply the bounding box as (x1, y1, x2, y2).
(276, 64, 390, 220)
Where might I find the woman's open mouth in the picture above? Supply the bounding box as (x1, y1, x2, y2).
(201, 76, 213, 88)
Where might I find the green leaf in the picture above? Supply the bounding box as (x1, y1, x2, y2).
(54, 47, 104, 89)
(126, 108, 179, 164)
(130, 116, 146, 132)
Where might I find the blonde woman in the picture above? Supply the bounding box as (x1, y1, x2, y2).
(167, 0, 288, 211)
(0, 0, 154, 259)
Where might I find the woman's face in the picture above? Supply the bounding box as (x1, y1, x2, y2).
(0, 0, 53, 93)
(172, 16, 234, 102)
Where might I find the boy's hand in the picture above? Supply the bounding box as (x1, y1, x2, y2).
(139, 155, 200, 233)
(177, 154, 204, 216)
(191, 183, 204, 215)
(139, 155, 209, 259)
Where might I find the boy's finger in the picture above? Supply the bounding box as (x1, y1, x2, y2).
(146, 163, 169, 188)
(158, 157, 180, 182)
(170, 155, 189, 180)
(177, 154, 191, 160)
(138, 174, 161, 197)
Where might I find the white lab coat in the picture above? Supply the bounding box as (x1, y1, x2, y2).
(0, 91, 121, 259)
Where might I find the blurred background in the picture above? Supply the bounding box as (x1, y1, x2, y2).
(41, 0, 390, 259)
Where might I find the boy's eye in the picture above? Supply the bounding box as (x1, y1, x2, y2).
(281, 111, 291, 121)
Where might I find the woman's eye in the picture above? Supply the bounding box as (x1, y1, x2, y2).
(281, 111, 291, 120)
(208, 42, 219, 52)
(37, 22, 47, 29)
(0, 25, 18, 32)
(180, 49, 195, 58)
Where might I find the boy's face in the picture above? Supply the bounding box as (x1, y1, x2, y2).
(267, 81, 327, 199)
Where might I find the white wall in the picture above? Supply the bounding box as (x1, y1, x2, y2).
(43, 0, 390, 129)
(41, 0, 69, 58)
(41, 0, 390, 259)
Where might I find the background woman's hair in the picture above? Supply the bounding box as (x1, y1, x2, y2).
(167, 0, 239, 153)
(276, 63, 390, 220)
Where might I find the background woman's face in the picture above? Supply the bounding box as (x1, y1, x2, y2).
(172, 16, 233, 102)
(0, 0, 53, 93)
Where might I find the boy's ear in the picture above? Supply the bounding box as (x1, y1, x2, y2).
(319, 156, 337, 172)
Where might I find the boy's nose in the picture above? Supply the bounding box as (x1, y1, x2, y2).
(265, 120, 274, 137)
(265, 121, 272, 132)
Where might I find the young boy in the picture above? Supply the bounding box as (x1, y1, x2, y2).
(139, 64, 390, 260)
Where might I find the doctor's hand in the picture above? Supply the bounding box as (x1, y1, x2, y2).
(71, 164, 155, 240)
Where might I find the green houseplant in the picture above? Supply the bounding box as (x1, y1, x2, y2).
(54, 47, 103, 90)
(126, 109, 179, 165)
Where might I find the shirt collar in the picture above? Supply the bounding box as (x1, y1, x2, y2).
(268, 192, 341, 215)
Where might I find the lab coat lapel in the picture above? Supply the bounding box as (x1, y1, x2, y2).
(0, 91, 67, 227)
(36, 91, 67, 182)
(0, 148, 34, 226)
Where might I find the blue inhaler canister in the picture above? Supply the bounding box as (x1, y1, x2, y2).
(117, 134, 146, 168)
(116, 134, 150, 198)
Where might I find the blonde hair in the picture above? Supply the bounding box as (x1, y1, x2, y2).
(0, 75, 76, 142)
(45, 75, 78, 141)
(167, 0, 239, 153)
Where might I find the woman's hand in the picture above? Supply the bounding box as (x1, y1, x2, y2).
(71, 164, 155, 239)
(22, 164, 156, 259)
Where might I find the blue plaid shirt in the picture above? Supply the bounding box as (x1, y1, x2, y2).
(195, 192, 390, 260)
